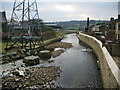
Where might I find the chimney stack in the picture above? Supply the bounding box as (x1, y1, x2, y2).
(87, 17, 89, 27)
(110, 17, 114, 21)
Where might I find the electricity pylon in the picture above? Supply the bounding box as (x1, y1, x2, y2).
(6, 0, 44, 50)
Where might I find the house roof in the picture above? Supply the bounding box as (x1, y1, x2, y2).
(0, 11, 7, 23)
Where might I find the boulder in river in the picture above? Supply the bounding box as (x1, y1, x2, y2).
(23, 56, 39, 66)
(39, 50, 51, 60)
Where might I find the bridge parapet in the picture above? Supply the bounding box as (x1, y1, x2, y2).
(77, 32, 120, 88)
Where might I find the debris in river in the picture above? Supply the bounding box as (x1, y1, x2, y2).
(82, 48, 92, 52)
(2, 66, 61, 89)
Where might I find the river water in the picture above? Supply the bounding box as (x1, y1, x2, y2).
(52, 34, 103, 88)
(1, 34, 103, 88)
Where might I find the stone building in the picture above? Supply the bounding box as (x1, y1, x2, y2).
(88, 16, 120, 41)
(0, 11, 8, 40)
(104, 15, 120, 41)
(0, 11, 7, 33)
(104, 17, 116, 40)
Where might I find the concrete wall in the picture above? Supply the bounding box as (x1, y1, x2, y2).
(77, 32, 120, 88)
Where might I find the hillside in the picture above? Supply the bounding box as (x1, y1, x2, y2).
(45, 20, 108, 30)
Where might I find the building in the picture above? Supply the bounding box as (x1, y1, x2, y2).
(0, 11, 8, 40)
(88, 16, 120, 41)
(104, 15, 120, 40)
(115, 17, 120, 40)
(104, 17, 117, 40)
(0, 11, 7, 33)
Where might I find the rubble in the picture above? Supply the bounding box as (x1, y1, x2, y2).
(2, 49, 40, 64)
(2, 66, 61, 89)
(2, 52, 24, 64)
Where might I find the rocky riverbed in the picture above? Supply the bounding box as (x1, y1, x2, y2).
(46, 42, 72, 58)
(52, 49, 64, 58)
(1, 41, 73, 89)
(2, 66, 61, 89)
(1, 42, 72, 64)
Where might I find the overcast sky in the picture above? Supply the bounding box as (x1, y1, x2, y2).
(1, 0, 119, 22)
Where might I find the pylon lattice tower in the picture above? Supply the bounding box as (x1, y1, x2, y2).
(6, 0, 43, 50)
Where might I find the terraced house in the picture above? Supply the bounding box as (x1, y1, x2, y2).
(88, 15, 120, 42)
(104, 15, 120, 41)
(104, 17, 116, 40)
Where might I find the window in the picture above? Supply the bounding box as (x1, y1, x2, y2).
(109, 24, 112, 29)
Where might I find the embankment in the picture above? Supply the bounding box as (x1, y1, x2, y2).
(44, 36, 64, 46)
(77, 32, 120, 88)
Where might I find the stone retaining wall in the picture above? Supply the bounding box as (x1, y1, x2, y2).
(77, 32, 120, 88)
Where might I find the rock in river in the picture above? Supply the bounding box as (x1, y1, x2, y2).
(39, 50, 51, 60)
(23, 56, 39, 66)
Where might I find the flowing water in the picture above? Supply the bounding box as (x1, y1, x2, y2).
(1, 34, 103, 88)
(51, 34, 103, 88)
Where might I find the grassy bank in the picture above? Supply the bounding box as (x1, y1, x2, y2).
(1, 30, 78, 53)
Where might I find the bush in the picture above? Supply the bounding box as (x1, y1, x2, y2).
(41, 25, 56, 40)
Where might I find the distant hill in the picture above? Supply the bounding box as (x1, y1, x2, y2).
(44, 20, 108, 30)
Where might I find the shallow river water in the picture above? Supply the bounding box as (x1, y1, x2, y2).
(53, 34, 103, 88)
(1, 34, 103, 88)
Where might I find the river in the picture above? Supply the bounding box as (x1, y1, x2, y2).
(1, 34, 103, 88)
(52, 34, 103, 88)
